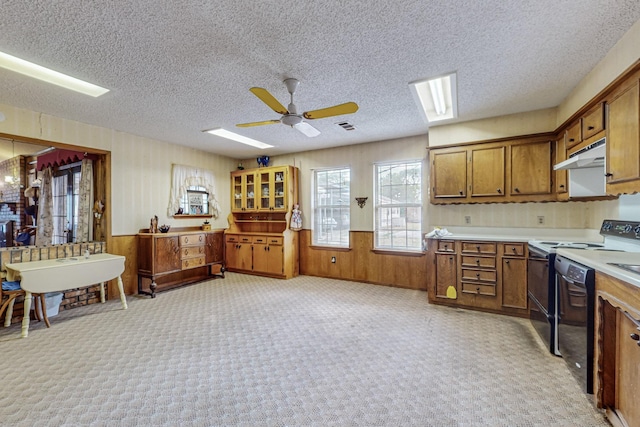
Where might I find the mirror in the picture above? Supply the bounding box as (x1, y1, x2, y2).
(0, 136, 107, 247)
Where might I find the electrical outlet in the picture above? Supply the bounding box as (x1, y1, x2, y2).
(537, 216, 545, 225)
(464, 216, 471, 224)
(331, 256, 336, 263)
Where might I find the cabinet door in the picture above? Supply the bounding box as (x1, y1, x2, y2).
(253, 244, 284, 275)
(555, 136, 568, 195)
(607, 82, 640, 185)
(231, 172, 257, 212)
(470, 146, 505, 197)
(435, 253, 457, 299)
(258, 167, 288, 211)
(501, 258, 527, 309)
(431, 150, 467, 199)
(615, 311, 640, 427)
(510, 141, 552, 195)
(566, 121, 582, 149)
(225, 241, 252, 270)
(155, 236, 181, 274)
(205, 232, 224, 264)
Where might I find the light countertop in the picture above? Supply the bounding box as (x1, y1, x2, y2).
(556, 248, 640, 289)
(425, 226, 603, 244)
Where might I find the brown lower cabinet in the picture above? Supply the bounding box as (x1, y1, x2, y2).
(137, 228, 225, 298)
(595, 272, 640, 427)
(426, 238, 528, 317)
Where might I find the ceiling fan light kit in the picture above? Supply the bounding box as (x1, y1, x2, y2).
(237, 78, 359, 137)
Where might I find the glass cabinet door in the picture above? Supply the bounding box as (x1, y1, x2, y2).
(258, 168, 287, 211)
(232, 172, 256, 212)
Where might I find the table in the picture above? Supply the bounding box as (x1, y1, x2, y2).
(6, 253, 128, 338)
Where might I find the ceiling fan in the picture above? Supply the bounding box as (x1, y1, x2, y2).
(236, 78, 358, 137)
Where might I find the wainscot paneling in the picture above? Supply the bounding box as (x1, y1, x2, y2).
(299, 230, 427, 290)
(108, 235, 138, 297)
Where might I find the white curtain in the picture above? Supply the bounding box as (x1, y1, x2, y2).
(167, 164, 220, 218)
(76, 158, 93, 242)
(36, 167, 54, 246)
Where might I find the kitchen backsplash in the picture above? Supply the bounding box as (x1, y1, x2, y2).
(427, 198, 622, 229)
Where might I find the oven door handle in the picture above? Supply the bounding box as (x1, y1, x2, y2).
(558, 274, 575, 285)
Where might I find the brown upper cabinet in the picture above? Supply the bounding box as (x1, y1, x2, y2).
(565, 102, 605, 150)
(430, 136, 554, 204)
(555, 135, 568, 199)
(606, 78, 640, 193)
(510, 141, 552, 196)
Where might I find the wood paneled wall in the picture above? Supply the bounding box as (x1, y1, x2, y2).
(299, 230, 428, 291)
(108, 235, 138, 296)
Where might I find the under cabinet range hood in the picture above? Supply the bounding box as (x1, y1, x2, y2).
(554, 137, 607, 198)
(554, 137, 605, 170)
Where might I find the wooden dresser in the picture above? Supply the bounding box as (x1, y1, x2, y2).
(137, 228, 224, 297)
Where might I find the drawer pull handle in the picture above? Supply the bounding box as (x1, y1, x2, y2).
(476, 287, 480, 293)
(588, 126, 594, 130)
(497, 188, 501, 193)
(476, 259, 480, 265)
(512, 247, 517, 252)
(505, 260, 510, 265)
(631, 333, 640, 341)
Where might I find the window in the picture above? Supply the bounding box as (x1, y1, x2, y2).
(374, 160, 422, 251)
(179, 186, 209, 215)
(52, 164, 81, 244)
(313, 167, 350, 247)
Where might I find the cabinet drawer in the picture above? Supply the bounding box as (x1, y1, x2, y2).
(461, 242, 496, 255)
(181, 246, 205, 258)
(253, 236, 268, 244)
(461, 268, 497, 283)
(461, 282, 497, 296)
(461, 256, 496, 268)
(182, 256, 205, 270)
(226, 235, 239, 243)
(581, 102, 605, 140)
(436, 240, 455, 253)
(502, 243, 525, 257)
(566, 121, 582, 149)
(180, 233, 205, 246)
(267, 236, 283, 245)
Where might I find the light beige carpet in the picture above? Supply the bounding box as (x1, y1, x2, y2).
(0, 273, 609, 426)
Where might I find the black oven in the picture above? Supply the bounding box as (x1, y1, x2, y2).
(554, 255, 595, 394)
(527, 245, 560, 355)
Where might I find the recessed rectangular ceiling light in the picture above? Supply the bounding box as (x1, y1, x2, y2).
(204, 128, 273, 149)
(0, 51, 109, 97)
(409, 72, 457, 123)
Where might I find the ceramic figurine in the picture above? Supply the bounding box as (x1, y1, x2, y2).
(290, 204, 302, 231)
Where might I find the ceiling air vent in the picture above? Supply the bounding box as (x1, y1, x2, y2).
(336, 122, 356, 131)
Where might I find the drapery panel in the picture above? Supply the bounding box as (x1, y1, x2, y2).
(76, 159, 93, 242)
(36, 167, 53, 246)
(167, 164, 220, 218)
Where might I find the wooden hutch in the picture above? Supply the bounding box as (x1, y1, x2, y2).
(225, 165, 299, 279)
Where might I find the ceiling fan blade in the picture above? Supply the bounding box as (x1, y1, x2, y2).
(236, 119, 280, 128)
(294, 121, 321, 137)
(249, 87, 289, 115)
(303, 102, 359, 120)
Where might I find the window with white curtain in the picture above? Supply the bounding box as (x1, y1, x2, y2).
(168, 164, 220, 218)
(374, 160, 422, 251)
(313, 167, 350, 247)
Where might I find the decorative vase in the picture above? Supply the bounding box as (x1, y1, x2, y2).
(257, 156, 270, 167)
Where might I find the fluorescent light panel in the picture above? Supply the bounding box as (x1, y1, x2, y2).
(0, 51, 109, 97)
(204, 128, 273, 149)
(409, 72, 457, 123)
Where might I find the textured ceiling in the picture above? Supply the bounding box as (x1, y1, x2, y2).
(1, 1, 640, 159)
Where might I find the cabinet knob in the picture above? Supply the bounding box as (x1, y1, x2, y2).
(476, 245, 480, 251)
(559, 184, 565, 188)
(588, 126, 594, 130)
(631, 333, 640, 341)
(505, 260, 510, 264)
(476, 273, 480, 278)
(449, 256, 454, 261)
(476, 259, 480, 265)
(569, 138, 575, 142)
(497, 188, 501, 193)
(605, 173, 613, 177)
(511, 247, 517, 252)
(476, 287, 480, 293)
(514, 188, 520, 193)
(459, 190, 463, 195)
